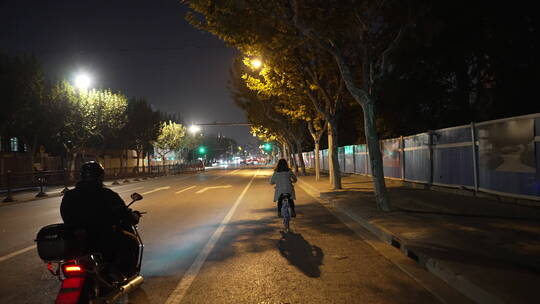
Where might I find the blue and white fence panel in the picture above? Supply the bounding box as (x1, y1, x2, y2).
(475, 114, 539, 199)
(321, 149, 329, 171)
(432, 125, 475, 188)
(353, 145, 369, 175)
(381, 138, 402, 179)
(298, 113, 539, 201)
(403, 133, 430, 183)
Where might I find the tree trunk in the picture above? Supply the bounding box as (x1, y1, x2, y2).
(363, 101, 390, 211)
(69, 152, 77, 182)
(331, 50, 390, 210)
(119, 150, 124, 174)
(295, 140, 306, 176)
(307, 121, 325, 181)
(327, 121, 342, 189)
(135, 150, 140, 173)
(287, 141, 298, 173)
(314, 141, 321, 181)
(141, 149, 146, 173)
(147, 151, 151, 173)
(126, 149, 130, 173)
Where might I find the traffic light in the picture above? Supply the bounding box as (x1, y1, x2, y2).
(263, 143, 272, 151)
(198, 146, 206, 154)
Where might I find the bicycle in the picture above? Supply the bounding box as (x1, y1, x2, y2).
(280, 194, 292, 233)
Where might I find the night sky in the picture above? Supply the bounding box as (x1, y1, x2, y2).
(1, 0, 256, 145)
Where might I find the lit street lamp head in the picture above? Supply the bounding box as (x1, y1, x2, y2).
(250, 58, 262, 69)
(74, 73, 92, 90)
(189, 125, 201, 134)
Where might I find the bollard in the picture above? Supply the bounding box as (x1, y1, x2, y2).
(61, 168, 69, 194)
(3, 170, 15, 202)
(35, 170, 48, 197)
(122, 169, 130, 183)
(133, 168, 140, 181)
(112, 170, 120, 185)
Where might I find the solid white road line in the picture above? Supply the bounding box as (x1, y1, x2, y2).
(195, 185, 232, 194)
(164, 169, 259, 304)
(0, 245, 36, 263)
(176, 186, 196, 194)
(141, 186, 170, 195)
(118, 186, 144, 194)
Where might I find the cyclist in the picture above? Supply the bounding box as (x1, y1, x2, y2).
(270, 158, 297, 217)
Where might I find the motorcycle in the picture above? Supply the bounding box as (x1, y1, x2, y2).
(36, 192, 145, 304)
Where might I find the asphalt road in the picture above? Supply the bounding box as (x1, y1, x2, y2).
(0, 167, 442, 303)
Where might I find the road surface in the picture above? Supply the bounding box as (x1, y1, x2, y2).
(0, 167, 443, 303)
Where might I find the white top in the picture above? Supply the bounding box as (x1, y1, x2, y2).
(270, 171, 297, 202)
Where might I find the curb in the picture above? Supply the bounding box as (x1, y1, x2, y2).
(331, 202, 504, 304)
(297, 179, 504, 304)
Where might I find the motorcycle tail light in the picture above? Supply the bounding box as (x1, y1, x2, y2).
(62, 262, 84, 276)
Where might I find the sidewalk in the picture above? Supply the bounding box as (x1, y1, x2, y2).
(297, 172, 540, 304)
(0, 177, 147, 205)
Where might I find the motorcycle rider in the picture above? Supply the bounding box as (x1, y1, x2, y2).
(60, 161, 140, 281)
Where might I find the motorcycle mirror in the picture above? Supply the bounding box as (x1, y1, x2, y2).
(131, 193, 143, 201)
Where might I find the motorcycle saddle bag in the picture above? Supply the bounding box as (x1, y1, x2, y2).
(36, 223, 87, 261)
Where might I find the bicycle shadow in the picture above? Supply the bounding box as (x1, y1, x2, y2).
(278, 232, 324, 278)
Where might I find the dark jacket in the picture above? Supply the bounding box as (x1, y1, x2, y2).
(60, 182, 131, 235)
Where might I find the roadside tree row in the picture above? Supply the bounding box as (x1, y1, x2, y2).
(184, 0, 540, 211)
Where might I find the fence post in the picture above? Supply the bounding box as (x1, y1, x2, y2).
(61, 168, 69, 194)
(470, 122, 479, 194)
(3, 170, 15, 202)
(35, 170, 47, 197)
(365, 146, 369, 176)
(428, 131, 434, 186)
(112, 168, 120, 185)
(400, 136, 405, 181)
(352, 145, 356, 173)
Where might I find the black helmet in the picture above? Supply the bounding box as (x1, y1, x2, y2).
(80, 161, 105, 182)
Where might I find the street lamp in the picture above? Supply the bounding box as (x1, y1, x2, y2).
(189, 125, 201, 135)
(251, 58, 262, 69)
(74, 73, 92, 90)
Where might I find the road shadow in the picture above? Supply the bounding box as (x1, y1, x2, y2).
(277, 232, 324, 278)
(126, 287, 150, 303)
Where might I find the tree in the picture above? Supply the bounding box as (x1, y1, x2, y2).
(281, 0, 425, 210)
(0, 53, 51, 169)
(229, 58, 310, 173)
(154, 121, 186, 165)
(122, 98, 161, 172)
(177, 132, 202, 163)
(51, 81, 128, 171)
(185, 1, 345, 187)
